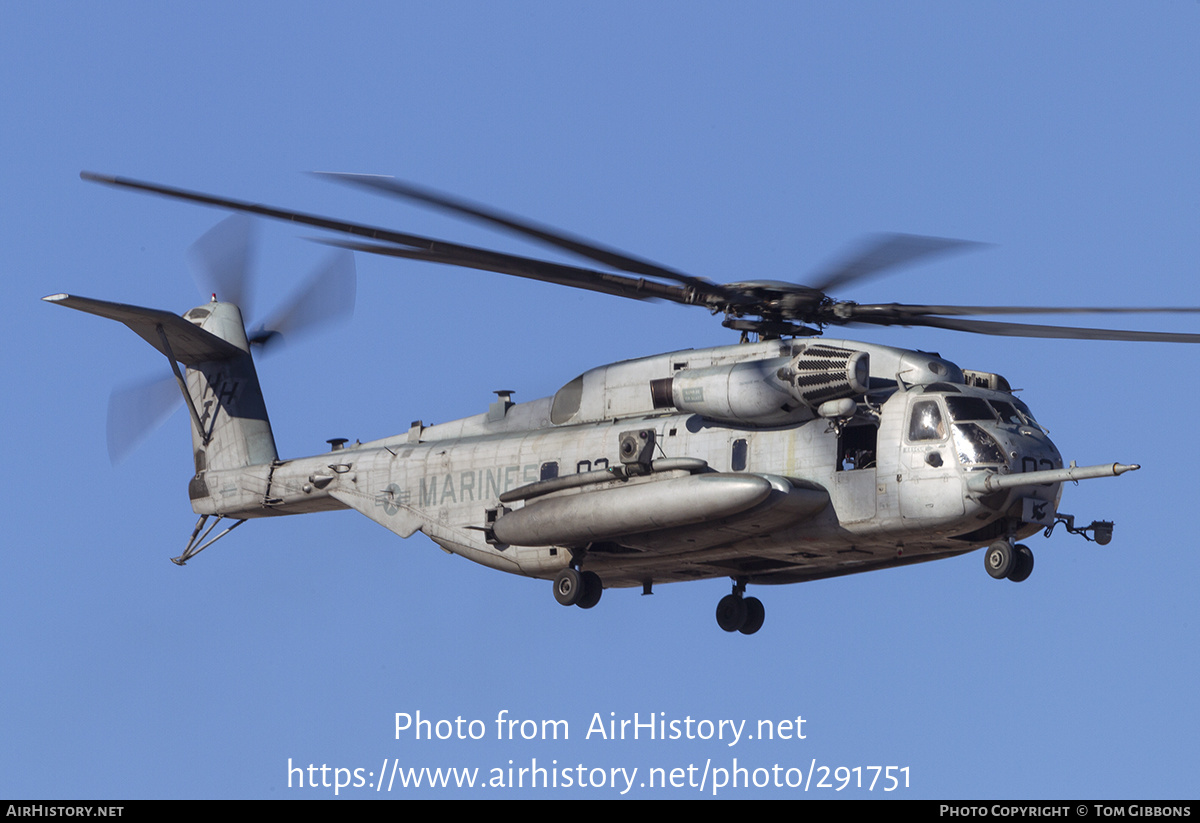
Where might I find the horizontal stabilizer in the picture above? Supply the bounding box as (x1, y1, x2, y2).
(43, 294, 243, 364)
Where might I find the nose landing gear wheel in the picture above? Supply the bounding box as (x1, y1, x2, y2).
(1007, 544, 1034, 583)
(984, 542, 1016, 580)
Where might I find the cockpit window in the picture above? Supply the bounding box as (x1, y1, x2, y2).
(945, 396, 996, 422)
(952, 423, 1006, 465)
(989, 400, 1023, 425)
(908, 400, 945, 441)
(1011, 397, 1038, 425)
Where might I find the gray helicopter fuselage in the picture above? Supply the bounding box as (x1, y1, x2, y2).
(192, 336, 1064, 589)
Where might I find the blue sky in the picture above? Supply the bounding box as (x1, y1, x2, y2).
(2, 2, 1198, 799)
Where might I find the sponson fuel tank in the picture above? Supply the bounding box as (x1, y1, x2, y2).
(491, 472, 829, 547)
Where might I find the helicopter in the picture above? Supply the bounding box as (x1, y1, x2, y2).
(45, 171, 1200, 635)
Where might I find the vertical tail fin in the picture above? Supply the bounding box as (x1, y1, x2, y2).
(43, 293, 279, 479)
(178, 299, 278, 472)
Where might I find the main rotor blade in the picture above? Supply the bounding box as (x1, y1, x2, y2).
(251, 250, 357, 351)
(83, 171, 485, 256)
(82, 172, 716, 307)
(862, 314, 1200, 343)
(318, 238, 693, 304)
(806, 233, 984, 294)
(315, 172, 722, 294)
(846, 303, 1200, 319)
(187, 214, 256, 313)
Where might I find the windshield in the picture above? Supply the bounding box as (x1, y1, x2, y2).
(952, 423, 1006, 465)
(988, 399, 1023, 425)
(1010, 397, 1038, 424)
(946, 396, 996, 422)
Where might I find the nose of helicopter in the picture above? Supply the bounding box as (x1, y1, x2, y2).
(1006, 425, 1063, 477)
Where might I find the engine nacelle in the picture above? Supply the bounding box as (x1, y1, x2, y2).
(668, 357, 808, 426)
(779, 344, 870, 407)
(658, 345, 871, 427)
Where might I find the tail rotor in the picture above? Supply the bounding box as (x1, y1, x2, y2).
(102, 215, 356, 462)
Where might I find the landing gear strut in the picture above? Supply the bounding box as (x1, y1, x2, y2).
(715, 580, 765, 634)
(984, 540, 1034, 582)
(171, 514, 246, 565)
(553, 567, 603, 609)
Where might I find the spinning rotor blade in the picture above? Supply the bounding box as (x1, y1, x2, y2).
(83, 172, 1200, 344)
(100, 207, 360, 461)
(805, 233, 984, 294)
(847, 303, 1200, 318)
(107, 375, 181, 464)
(315, 172, 721, 293)
(82, 172, 510, 258)
(250, 251, 357, 350)
(855, 313, 1200, 343)
(318, 238, 691, 303)
(106, 246, 357, 461)
(187, 214, 256, 312)
(83, 172, 715, 308)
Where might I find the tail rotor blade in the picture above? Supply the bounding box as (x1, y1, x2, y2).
(187, 214, 256, 312)
(250, 250, 356, 351)
(107, 375, 183, 464)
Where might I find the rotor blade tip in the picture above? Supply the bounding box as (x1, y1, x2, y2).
(312, 171, 393, 181)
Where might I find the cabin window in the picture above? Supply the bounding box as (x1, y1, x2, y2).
(908, 400, 946, 441)
(838, 425, 877, 471)
(540, 462, 558, 480)
(731, 438, 748, 471)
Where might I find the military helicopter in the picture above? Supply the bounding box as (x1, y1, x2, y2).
(45, 171, 1200, 635)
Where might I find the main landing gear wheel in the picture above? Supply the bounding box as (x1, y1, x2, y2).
(577, 571, 603, 609)
(716, 595, 747, 632)
(716, 594, 765, 634)
(739, 597, 765, 635)
(553, 568, 604, 608)
(554, 568, 583, 606)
